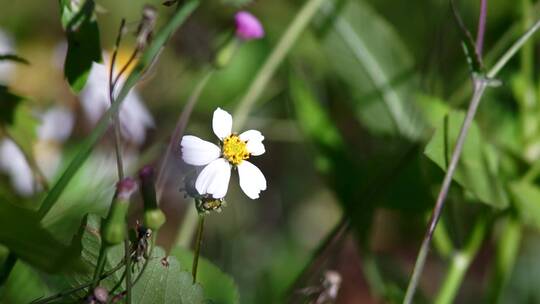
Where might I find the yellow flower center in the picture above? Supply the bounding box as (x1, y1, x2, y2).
(222, 134, 249, 165)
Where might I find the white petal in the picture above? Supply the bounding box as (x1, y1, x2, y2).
(180, 135, 220, 166)
(195, 158, 231, 198)
(37, 106, 74, 142)
(240, 130, 265, 156)
(0, 139, 36, 196)
(246, 141, 265, 156)
(237, 161, 266, 199)
(212, 108, 233, 140)
(239, 130, 264, 142)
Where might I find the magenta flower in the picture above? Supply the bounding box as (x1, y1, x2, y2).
(234, 11, 264, 41)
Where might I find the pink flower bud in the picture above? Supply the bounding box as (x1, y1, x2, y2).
(116, 177, 138, 201)
(234, 11, 264, 41)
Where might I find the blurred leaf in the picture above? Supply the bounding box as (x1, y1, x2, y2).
(320, 1, 426, 140)
(289, 70, 372, 238)
(0, 54, 29, 65)
(509, 181, 540, 229)
(0, 262, 49, 303)
(172, 246, 240, 304)
(0, 85, 24, 126)
(59, 0, 102, 92)
(0, 200, 83, 273)
(424, 111, 509, 208)
(132, 247, 204, 304)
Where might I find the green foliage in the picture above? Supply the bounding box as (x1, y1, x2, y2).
(132, 247, 204, 304)
(0, 200, 83, 273)
(172, 246, 240, 304)
(0, 86, 37, 157)
(59, 0, 101, 92)
(0, 262, 49, 303)
(509, 182, 540, 230)
(424, 110, 509, 208)
(320, 0, 426, 140)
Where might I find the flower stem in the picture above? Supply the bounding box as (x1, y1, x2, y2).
(92, 245, 108, 289)
(124, 238, 132, 303)
(434, 215, 487, 304)
(486, 216, 521, 303)
(403, 16, 540, 304)
(191, 213, 205, 283)
(232, 0, 326, 129)
(155, 69, 215, 202)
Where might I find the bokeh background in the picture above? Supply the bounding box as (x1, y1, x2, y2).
(0, 0, 539, 303)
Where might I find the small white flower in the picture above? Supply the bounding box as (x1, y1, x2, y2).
(181, 108, 267, 199)
(80, 60, 154, 145)
(0, 106, 74, 196)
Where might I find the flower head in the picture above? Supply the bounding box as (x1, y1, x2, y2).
(181, 108, 266, 199)
(80, 58, 154, 145)
(234, 11, 264, 41)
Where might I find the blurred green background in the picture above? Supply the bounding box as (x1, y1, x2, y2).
(1, 0, 540, 303)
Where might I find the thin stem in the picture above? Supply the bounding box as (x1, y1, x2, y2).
(404, 16, 540, 303)
(191, 213, 205, 283)
(486, 216, 522, 303)
(487, 18, 540, 78)
(92, 245, 108, 289)
(232, 0, 326, 129)
(31, 262, 125, 304)
(176, 203, 199, 248)
(476, 0, 488, 57)
(403, 81, 487, 304)
(155, 69, 215, 202)
(0, 252, 17, 286)
(434, 215, 487, 304)
(124, 239, 132, 303)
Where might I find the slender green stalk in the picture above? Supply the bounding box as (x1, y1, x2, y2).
(232, 0, 327, 128)
(177, 203, 199, 248)
(432, 217, 454, 260)
(124, 239, 132, 303)
(434, 216, 487, 304)
(92, 245, 108, 289)
(156, 69, 215, 202)
(486, 216, 522, 303)
(191, 214, 205, 283)
(0, 252, 17, 286)
(31, 262, 125, 304)
(404, 17, 540, 304)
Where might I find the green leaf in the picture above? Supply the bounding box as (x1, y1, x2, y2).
(38, 0, 200, 219)
(1, 261, 49, 303)
(320, 0, 426, 140)
(171, 246, 239, 304)
(133, 247, 204, 304)
(424, 110, 509, 208)
(509, 181, 540, 230)
(289, 70, 372, 238)
(0, 85, 25, 126)
(0, 199, 83, 273)
(59, 0, 102, 92)
(64, 215, 204, 304)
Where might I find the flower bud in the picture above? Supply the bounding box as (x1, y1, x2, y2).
(138, 165, 166, 230)
(102, 178, 137, 245)
(234, 11, 264, 41)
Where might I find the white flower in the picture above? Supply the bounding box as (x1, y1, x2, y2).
(80, 60, 154, 145)
(0, 139, 36, 196)
(180, 108, 267, 199)
(0, 106, 74, 196)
